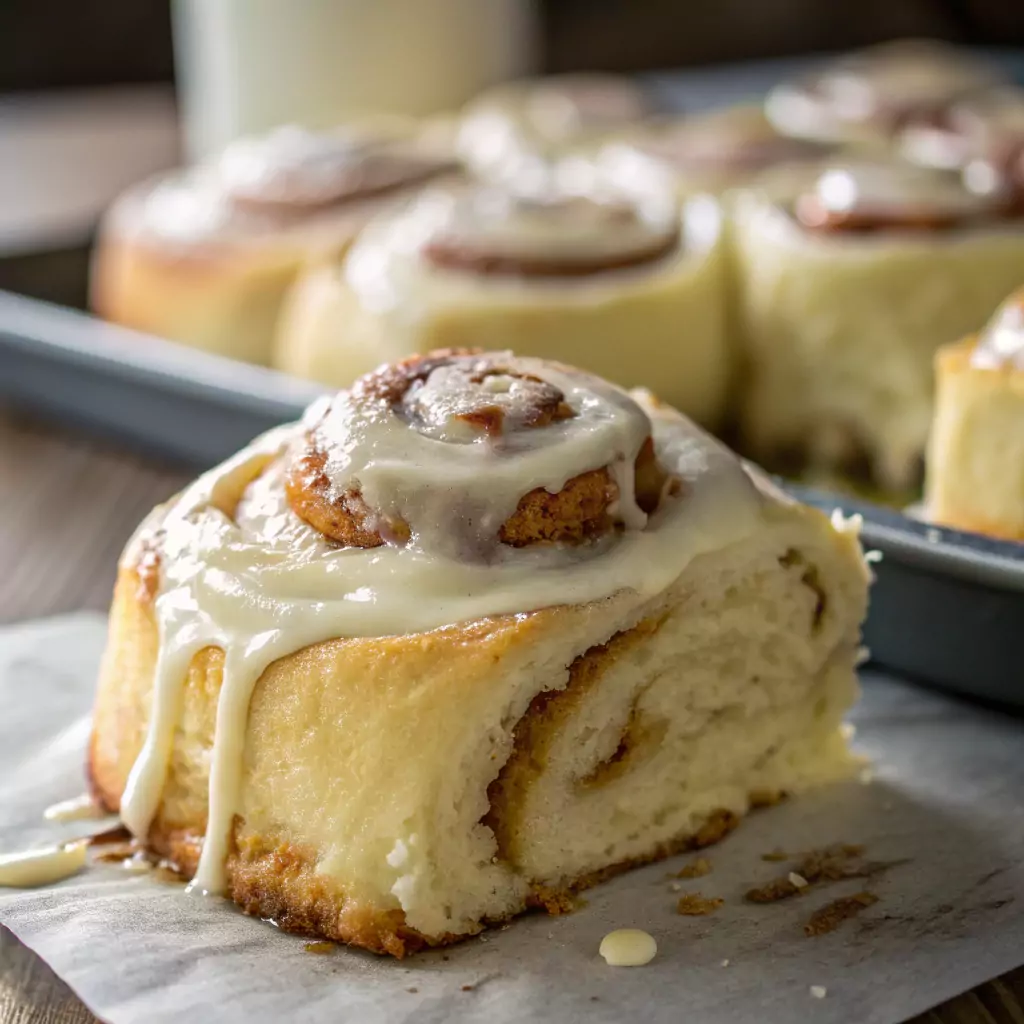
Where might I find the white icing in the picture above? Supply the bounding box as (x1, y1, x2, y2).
(973, 294, 1024, 370)
(119, 369, 766, 897)
(809, 162, 994, 219)
(43, 794, 105, 823)
(343, 181, 708, 322)
(0, 841, 88, 888)
(125, 124, 450, 246)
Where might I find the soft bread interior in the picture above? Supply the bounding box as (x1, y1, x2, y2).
(92, 498, 865, 947)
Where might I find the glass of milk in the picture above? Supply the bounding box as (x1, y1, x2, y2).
(173, 0, 538, 161)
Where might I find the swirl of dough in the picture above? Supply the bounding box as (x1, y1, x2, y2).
(282, 350, 673, 556)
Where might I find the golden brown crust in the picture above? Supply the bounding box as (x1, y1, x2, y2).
(89, 569, 755, 956)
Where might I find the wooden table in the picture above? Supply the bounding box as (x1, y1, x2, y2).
(1, 411, 1021, 1024)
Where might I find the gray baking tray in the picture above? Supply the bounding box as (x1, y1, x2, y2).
(2, 289, 1022, 710)
(3, 51, 1024, 708)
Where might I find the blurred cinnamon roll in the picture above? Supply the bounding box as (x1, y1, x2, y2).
(456, 73, 652, 184)
(609, 105, 835, 199)
(926, 289, 1024, 540)
(91, 122, 458, 363)
(733, 159, 1024, 490)
(274, 171, 729, 428)
(90, 349, 868, 955)
(766, 40, 1003, 148)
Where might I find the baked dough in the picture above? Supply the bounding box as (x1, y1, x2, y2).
(607, 105, 835, 200)
(732, 159, 1024, 490)
(273, 177, 730, 428)
(90, 350, 868, 955)
(926, 290, 1024, 540)
(766, 39, 1002, 147)
(91, 122, 457, 364)
(457, 73, 651, 182)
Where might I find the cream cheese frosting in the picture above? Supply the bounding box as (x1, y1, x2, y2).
(118, 361, 768, 897)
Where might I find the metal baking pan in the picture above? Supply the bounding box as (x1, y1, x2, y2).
(2, 289, 1022, 711)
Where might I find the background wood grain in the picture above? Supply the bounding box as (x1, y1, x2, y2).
(0, 411, 1020, 1024)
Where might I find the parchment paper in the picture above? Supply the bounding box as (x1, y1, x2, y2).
(1, 613, 1022, 1024)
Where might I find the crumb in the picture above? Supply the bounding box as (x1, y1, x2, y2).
(547, 932, 555, 940)
(676, 892, 724, 916)
(406, 987, 418, 994)
(749, 844, 883, 902)
(805, 892, 879, 936)
(673, 857, 712, 879)
(749, 789, 786, 808)
(810, 985, 827, 999)
(720, 959, 730, 967)
(761, 849, 789, 863)
(746, 876, 801, 903)
(442, 955, 450, 962)
(590, 996, 600, 1002)
(461, 985, 474, 992)
(669, 882, 682, 892)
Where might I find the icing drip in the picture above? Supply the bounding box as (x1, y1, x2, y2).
(119, 369, 766, 897)
(972, 293, 1024, 370)
(0, 841, 88, 888)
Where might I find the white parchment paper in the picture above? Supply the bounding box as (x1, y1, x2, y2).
(1, 613, 1022, 1024)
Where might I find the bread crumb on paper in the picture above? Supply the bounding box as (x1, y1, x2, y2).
(676, 892, 724, 916)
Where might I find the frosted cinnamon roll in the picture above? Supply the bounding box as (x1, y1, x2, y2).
(766, 40, 1002, 147)
(274, 174, 730, 428)
(733, 160, 1024, 491)
(926, 289, 1024, 540)
(609, 105, 835, 199)
(898, 86, 1024, 172)
(89, 350, 868, 955)
(456, 73, 652, 183)
(91, 122, 458, 363)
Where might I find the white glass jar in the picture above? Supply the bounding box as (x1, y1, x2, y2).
(173, 0, 538, 161)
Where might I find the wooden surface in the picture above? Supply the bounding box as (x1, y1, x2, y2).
(0, 410, 1022, 1024)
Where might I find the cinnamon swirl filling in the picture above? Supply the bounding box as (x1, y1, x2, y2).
(417, 189, 680, 278)
(283, 351, 673, 551)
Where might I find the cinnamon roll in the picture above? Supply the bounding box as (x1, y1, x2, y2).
(273, 175, 729, 428)
(608, 105, 835, 199)
(456, 73, 652, 183)
(765, 40, 1003, 147)
(732, 159, 1024, 490)
(898, 86, 1024, 173)
(926, 289, 1024, 540)
(89, 350, 868, 956)
(91, 122, 458, 363)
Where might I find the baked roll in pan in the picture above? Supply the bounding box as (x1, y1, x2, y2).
(90, 350, 868, 955)
(274, 176, 730, 428)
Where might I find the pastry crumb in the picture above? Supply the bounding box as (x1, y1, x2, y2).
(673, 856, 712, 879)
(810, 985, 828, 999)
(406, 987, 418, 994)
(805, 892, 879, 936)
(789, 872, 810, 889)
(720, 958, 730, 967)
(676, 892, 724, 916)
(761, 848, 789, 862)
